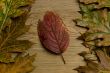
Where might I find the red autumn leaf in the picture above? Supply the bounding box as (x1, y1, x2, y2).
(38, 11, 69, 54)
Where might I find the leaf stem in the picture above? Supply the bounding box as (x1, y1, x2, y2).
(60, 54, 66, 64)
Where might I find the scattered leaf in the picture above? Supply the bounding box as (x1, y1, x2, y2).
(0, 12, 32, 63)
(96, 50, 110, 70)
(79, 0, 110, 8)
(0, 0, 34, 63)
(76, 0, 110, 53)
(0, 54, 35, 73)
(75, 0, 110, 73)
(75, 51, 110, 73)
(0, 0, 35, 73)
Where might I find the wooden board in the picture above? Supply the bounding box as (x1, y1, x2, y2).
(21, 0, 90, 73)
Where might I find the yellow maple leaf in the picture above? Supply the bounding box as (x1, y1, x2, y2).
(0, 54, 35, 73)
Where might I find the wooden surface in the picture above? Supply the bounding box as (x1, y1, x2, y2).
(22, 0, 90, 73)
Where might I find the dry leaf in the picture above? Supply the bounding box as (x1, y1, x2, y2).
(38, 11, 69, 64)
(75, 51, 110, 73)
(0, 54, 35, 73)
(79, 0, 110, 8)
(96, 50, 110, 70)
(0, 0, 34, 63)
(75, 0, 110, 73)
(0, 13, 33, 63)
(2, 0, 34, 18)
(76, 1, 110, 50)
(0, 0, 35, 73)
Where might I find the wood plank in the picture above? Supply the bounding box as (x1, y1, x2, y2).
(21, 0, 90, 73)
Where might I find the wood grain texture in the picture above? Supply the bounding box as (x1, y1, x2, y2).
(21, 0, 90, 73)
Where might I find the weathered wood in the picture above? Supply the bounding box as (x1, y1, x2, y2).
(22, 0, 90, 73)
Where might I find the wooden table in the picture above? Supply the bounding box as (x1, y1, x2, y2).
(22, 0, 89, 73)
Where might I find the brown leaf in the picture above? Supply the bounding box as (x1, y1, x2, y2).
(38, 11, 69, 54)
(96, 50, 110, 70)
(0, 0, 34, 63)
(75, 1, 110, 50)
(0, 13, 33, 63)
(0, 54, 35, 73)
(75, 0, 110, 73)
(0, 0, 35, 73)
(75, 52, 99, 73)
(75, 51, 110, 73)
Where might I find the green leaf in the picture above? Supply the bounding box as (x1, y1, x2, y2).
(76, 3, 110, 47)
(3, 40, 33, 53)
(75, 1, 110, 73)
(0, 0, 34, 63)
(0, 52, 14, 63)
(79, 0, 110, 8)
